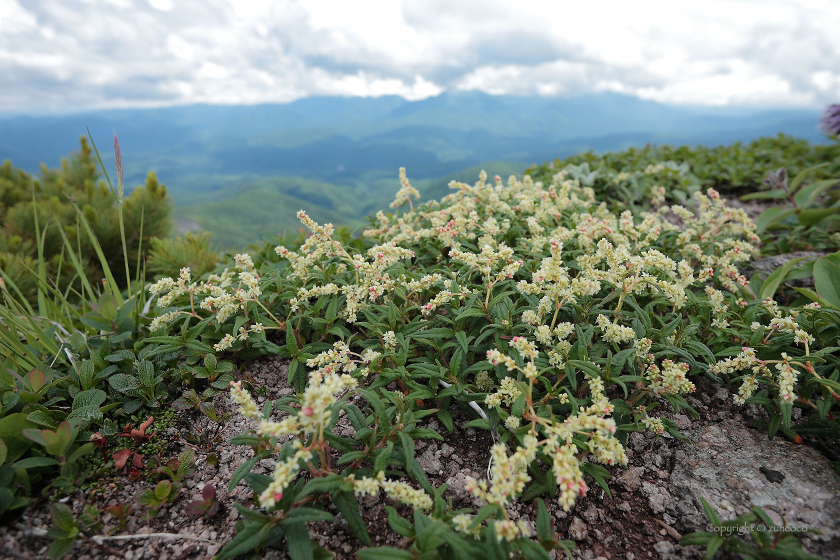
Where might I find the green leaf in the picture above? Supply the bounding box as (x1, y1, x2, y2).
(72, 389, 107, 410)
(484, 521, 508, 560)
(409, 428, 444, 441)
(344, 404, 368, 431)
(468, 504, 503, 531)
(332, 492, 371, 546)
(535, 497, 552, 541)
(566, 360, 604, 379)
(289, 358, 305, 394)
(299, 474, 348, 497)
(385, 505, 414, 537)
(48, 538, 77, 560)
(228, 452, 268, 492)
(814, 256, 840, 309)
(282, 507, 334, 524)
(511, 394, 526, 418)
(155, 480, 172, 500)
(230, 434, 261, 446)
(789, 163, 830, 194)
(0, 414, 36, 463)
(515, 539, 552, 560)
(705, 535, 724, 560)
(581, 463, 612, 496)
(465, 418, 489, 430)
(137, 361, 155, 387)
(108, 374, 140, 393)
(199, 401, 218, 422)
(286, 322, 299, 355)
(214, 520, 276, 560)
(285, 521, 315, 560)
(77, 361, 95, 391)
(26, 410, 57, 429)
(14, 456, 59, 469)
(356, 547, 414, 560)
(104, 350, 135, 362)
(313, 546, 334, 560)
(374, 441, 394, 474)
(756, 207, 796, 234)
(793, 178, 839, 207)
(436, 409, 454, 433)
(798, 206, 840, 227)
(760, 257, 808, 301)
(740, 189, 788, 201)
(439, 529, 480, 559)
(51, 502, 76, 533)
(700, 497, 721, 526)
(67, 442, 96, 464)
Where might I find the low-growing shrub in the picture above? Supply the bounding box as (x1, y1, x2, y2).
(527, 134, 840, 198)
(146, 167, 839, 558)
(0, 137, 174, 297)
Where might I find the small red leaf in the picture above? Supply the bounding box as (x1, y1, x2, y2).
(132, 453, 145, 469)
(206, 501, 220, 518)
(184, 500, 207, 516)
(202, 484, 215, 501)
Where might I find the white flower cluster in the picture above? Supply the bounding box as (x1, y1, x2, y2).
(390, 167, 421, 210)
(228, 369, 356, 508)
(484, 377, 521, 407)
(149, 256, 265, 330)
(465, 435, 539, 507)
(776, 354, 799, 403)
(644, 359, 695, 395)
(642, 417, 665, 435)
(595, 314, 636, 344)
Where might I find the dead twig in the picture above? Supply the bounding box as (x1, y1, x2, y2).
(90, 532, 219, 545)
(654, 518, 682, 540)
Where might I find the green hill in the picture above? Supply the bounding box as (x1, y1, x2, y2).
(179, 161, 529, 248)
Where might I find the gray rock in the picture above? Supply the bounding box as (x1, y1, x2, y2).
(581, 504, 601, 523)
(641, 481, 671, 514)
(616, 466, 645, 492)
(653, 540, 675, 558)
(568, 516, 588, 541)
(418, 448, 442, 474)
(666, 418, 840, 559)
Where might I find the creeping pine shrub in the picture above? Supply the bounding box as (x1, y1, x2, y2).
(148, 169, 838, 558)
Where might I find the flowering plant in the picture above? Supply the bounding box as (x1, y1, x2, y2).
(147, 165, 839, 559)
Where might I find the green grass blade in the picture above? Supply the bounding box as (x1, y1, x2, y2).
(31, 191, 48, 317)
(0, 268, 34, 316)
(70, 203, 124, 306)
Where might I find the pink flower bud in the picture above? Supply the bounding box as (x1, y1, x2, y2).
(302, 406, 313, 417)
(274, 492, 283, 501)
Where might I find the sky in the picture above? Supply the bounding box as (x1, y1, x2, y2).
(0, 0, 838, 113)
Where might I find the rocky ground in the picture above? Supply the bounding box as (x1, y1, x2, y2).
(2, 354, 838, 560)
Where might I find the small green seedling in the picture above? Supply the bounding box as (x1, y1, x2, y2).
(681, 497, 824, 559)
(135, 479, 181, 519)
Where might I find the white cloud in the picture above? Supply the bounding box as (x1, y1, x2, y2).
(0, 0, 837, 112)
(147, 0, 172, 11)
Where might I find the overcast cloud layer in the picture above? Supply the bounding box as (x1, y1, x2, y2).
(0, 0, 838, 113)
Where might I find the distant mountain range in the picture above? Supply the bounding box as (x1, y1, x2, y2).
(0, 92, 826, 247)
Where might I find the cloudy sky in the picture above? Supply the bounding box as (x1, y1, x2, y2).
(0, 0, 838, 113)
